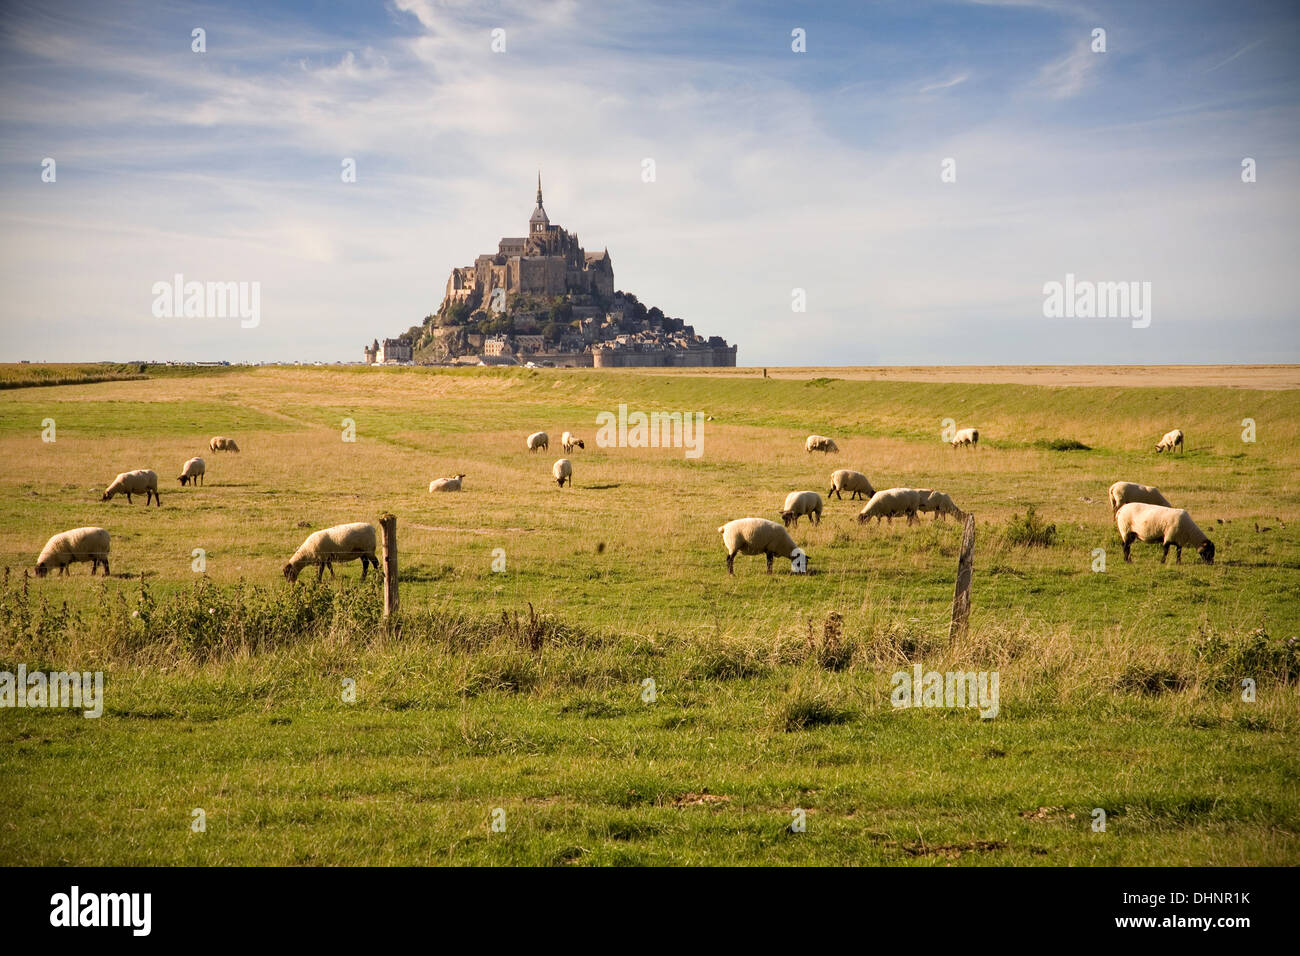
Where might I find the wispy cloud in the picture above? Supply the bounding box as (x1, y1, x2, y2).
(920, 73, 970, 93)
(1205, 38, 1263, 73)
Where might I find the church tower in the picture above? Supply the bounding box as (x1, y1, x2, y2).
(529, 172, 549, 236)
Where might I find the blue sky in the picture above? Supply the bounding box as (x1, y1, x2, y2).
(1, 0, 1297, 364)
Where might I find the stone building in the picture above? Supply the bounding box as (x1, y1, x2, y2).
(443, 176, 614, 310)
(364, 338, 412, 364)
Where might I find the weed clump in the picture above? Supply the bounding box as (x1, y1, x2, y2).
(1004, 506, 1058, 547)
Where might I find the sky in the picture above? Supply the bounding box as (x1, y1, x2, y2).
(1, 0, 1297, 365)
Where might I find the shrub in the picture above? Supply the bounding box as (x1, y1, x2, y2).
(1004, 506, 1058, 547)
(1036, 438, 1090, 451)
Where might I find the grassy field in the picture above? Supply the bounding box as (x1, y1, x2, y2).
(1, 364, 1297, 866)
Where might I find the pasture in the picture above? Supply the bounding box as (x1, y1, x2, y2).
(1, 364, 1297, 865)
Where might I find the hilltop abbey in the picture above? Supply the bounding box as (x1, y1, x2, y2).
(444, 176, 615, 307)
(366, 177, 736, 368)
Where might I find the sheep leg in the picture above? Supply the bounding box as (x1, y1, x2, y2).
(316, 562, 326, 582)
(726, 553, 735, 575)
(1175, 545, 1183, 564)
(1123, 533, 1135, 562)
(327, 561, 336, 579)
(766, 552, 774, 573)
(1161, 543, 1171, 564)
(126, 492, 133, 504)
(102, 557, 109, 576)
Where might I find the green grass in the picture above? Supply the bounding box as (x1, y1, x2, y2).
(0, 364, 1297, 866)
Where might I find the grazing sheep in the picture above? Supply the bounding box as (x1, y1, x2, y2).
(857, 488, 922, 526)
(561, 432, 585, 452)
(553, 458, 572, 488)
(805, 435, 839, 454)
(209, 437, 240, 453)
(780, 489, 821, 528)
(526, 431, 549, 453)
(780, 490, 824, 527)
(429, 473, 466, 493)
(827, 469, 875, 501)
(35, 527, 110, 577)
(917, 489, 964, 521)
(951, 427, 979, 449)
(1115, 502, 1214, 565)
(102, 469, 160, 506)
(283, 522, 379, 583)
(1155, 429, 1184, 454)
(178, 457, 206, 487)
(718, 517, 807, 575)
(1108, 481, 1171, 514)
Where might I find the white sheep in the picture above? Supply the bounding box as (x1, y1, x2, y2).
(283, 522, 380, 583)
(857, 488, 922, 526)
(102, 469, 160, 506)
(1108, 481, 1171, 514)
(561, 431, 585, 452)
(553, 458, 572, 488)
(827, 469, 875, 501)
(780, 490, 823, 527)
(526, 431, 549, 452)
(917, 489, 964, 521)
(35, 527, 110, 577)
(951, 427, 979, 449)
(209, 436, 240, 453)
(805, 435, 839, 454)
(1115, 502, 1214, 565)
(1155, 429, 1184, 454)
(428, 473, 465, 494)
(718, 517, 807, 575)
(178, 457, 206, 487)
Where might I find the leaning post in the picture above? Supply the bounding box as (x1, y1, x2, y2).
(380, 513, 399, 623)
(949, 513, 976, 642)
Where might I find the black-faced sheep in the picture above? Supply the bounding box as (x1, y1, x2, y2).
(857, 488, 921, 525)
(1155, 429, 1184, 454)
(1115, 502, 1214, 564)
(828, 469, 875, 501)
(951, 427, 979, 449)
(178, 457, 205, 486)
(780, 491, 823, 527)
(283, 522, 380, 583)
(718, 518, 806, 575)
(35, 527, 110, 577)
(102, 469, 160, 506)
(553, 458, 572, 488)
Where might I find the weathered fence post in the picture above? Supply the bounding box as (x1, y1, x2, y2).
(949, 513, 976, 642)
(380, 513, 398, 622)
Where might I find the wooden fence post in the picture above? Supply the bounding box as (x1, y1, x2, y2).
(949, 513, 975, 642)
(380, 513, 398, 622)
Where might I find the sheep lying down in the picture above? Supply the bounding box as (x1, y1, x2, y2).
(719, 518, 807, 575)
